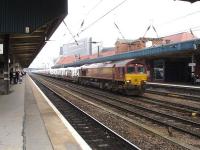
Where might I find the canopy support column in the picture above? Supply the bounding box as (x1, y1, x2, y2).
(3, 34, 10, 94)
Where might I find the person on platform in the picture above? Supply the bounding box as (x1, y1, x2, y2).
(13, 71, 17, 84)
(16, 71, 19, 83)
(18, 72, 22, 83)
(9, 70, 13, 84)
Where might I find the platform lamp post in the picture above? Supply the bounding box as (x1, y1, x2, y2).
(90, 41, 101, 57)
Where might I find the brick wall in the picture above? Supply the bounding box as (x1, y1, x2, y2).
(115, 38, 163, 54)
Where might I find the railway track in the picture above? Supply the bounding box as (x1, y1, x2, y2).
(137, 96, 199, 114)
(31, 75, 140, 150)
(34, 74, 200, 139)
(146, 87, 200, 102)
(132, 96, 200, 116)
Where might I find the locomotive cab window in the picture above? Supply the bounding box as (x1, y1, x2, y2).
(137, 65, 145, 73)
(127, 67, 136, 73)
(127, 64, 145, 73)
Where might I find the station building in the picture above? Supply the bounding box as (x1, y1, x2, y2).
(115, 37, 163, 54)
(145, 32, 198, 83)
(114, 33, 199, 83)
(54, 32, 200, 84)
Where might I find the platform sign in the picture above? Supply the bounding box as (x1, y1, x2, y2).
(0, 44, 3, 54)
(188, 63, 196, 66)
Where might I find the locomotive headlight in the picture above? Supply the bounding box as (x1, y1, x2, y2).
(126, 80, 131, 83)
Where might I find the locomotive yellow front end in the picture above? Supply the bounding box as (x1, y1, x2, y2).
(124, 63, 148, 95)
(125, 73, 147, 87)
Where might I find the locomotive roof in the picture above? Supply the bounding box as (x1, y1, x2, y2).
(114, 59, 134, 67)
(81, 59, 135, 69)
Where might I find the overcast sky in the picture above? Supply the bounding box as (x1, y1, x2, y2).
(29, 0, 200, 68)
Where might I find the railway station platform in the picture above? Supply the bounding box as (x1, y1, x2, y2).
(146, 82, 200, 89)
(0, 75, 88, 150)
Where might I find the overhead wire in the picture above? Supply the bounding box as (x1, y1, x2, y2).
(158, 9, 200, 27)
(143, 9, 200, 38)
(77, 0, 104, 37)
(85, 0, 104, 19)
(63, 20, 79, 45)
(77, 0, 129, 36)
(152, 8, 200, 38)
(114, 22, 126, 39)
(77, 1, 199, 42)
(141, 8, 200, 38)
(143, 25, 159, 38)
(161, 24, 200, 37)
(65, 1, 200, 45)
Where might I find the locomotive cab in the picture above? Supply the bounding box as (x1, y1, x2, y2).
(124, 63, 147, 95)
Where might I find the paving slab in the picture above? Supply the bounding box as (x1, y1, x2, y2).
(24, 76, 53, 150)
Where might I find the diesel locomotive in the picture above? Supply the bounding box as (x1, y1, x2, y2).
(36, 59, 148, 95)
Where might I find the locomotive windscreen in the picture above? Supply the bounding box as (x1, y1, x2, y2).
(127, 64, 145, 73)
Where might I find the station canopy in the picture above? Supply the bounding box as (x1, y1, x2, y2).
(0, 0, 68, 68)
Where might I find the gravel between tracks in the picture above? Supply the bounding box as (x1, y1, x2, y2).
(65, 88, 200, 149)
(36, 78, 191, 150)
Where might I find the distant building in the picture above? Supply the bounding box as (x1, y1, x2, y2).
(59, 47, 63, 55)
(55, 47, 116, 65)
(115, 32, 196, 54)
(100, 47, 115, 57)
(162, 32, 196, 44)
(56, 55, 76, 65)
(61, 37, 92, 56)
(115, 37, 163, 54)
(55, 32, 197, 66)
(101, 47, 115, 52)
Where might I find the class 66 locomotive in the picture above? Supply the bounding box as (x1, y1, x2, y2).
(79, 59, 147, 96)
(35, 59, 148, 96)
(124, 63, 147, 95)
